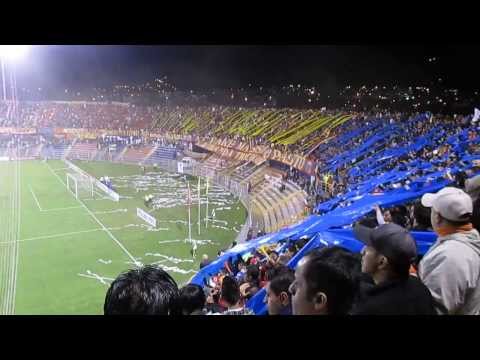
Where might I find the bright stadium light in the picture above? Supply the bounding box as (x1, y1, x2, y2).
(0, 45, 31, 61)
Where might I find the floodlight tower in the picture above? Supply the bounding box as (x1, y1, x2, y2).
(0, 45, 30, 102)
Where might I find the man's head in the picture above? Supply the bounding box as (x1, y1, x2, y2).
(383, 210, 392, 223)
(238, 261, 246, 272)
(268, 251, 279, 265)
(413, 201, 432, 229)
(354, 223, 417, 283)
(246, 264, 260, 283)
(177, 284, 206, 315)
(286, 245, 297, 257)
(104, 265, 179, 315)
(202, 254, 208, 262)
(421, 187, 473, 232)
(266, 267, 295, 315)
(221, 276, 241, 307)
(288, 247, 356, 315)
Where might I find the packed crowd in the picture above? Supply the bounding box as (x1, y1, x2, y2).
(0, 101, 160, 130)
(16, 79, 480, 114)
(103, 181, 480, 315)
(304, 113, 478, 211)
(2, 84, 480, 316)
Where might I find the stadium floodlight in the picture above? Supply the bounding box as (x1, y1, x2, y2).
(0, 45, 31, 61)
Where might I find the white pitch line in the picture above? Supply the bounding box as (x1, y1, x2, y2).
(46, 161, 140, 267)
(41, 206, 83, 212)
(78, 272, 115, 285)
(0, 228, 104, 244)
(52, 167, 71, 171)
(29, 185, 83, 212)
(11, 158, 21, 314)
(29, 185, 43, 211)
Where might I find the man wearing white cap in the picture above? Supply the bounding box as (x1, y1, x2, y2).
(418, 187, 480, 315)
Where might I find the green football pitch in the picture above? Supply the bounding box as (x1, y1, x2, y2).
(0, 159, 246, 315)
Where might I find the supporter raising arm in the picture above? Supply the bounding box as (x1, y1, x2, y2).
(374, 204, 386, 225)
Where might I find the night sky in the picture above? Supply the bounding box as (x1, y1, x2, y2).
(13, 45, 480, 92)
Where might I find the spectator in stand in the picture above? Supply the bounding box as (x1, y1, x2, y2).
(277, 245, 297, 265)
(199, 254, 211, 269)
(265, 266, 295, 315)
(177, 284, 206, 315)
(212, 276, 253, 315)
(235, 261, 248, 283)
(419, 187, 480, 315)
(288, 247, 356, 315)
(239, 264, 261, 300)
(465, 174, 480, 202)
(104, 265, 179, 315)
(351, 223, 436, 315)
(411, 201, 433, 231)
(373, 204, 392, 225)
(374, 204, 409, 228)
(205, 286, 225, 314)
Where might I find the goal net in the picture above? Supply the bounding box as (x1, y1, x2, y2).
(67, 172, 94, 200)
(64, 159, 120, 201)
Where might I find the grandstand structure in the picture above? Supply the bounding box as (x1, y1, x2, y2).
(0, 96, 478, 314)
(0, 101, 478, 239)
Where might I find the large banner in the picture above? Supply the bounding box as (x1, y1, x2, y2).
(0, 127, 36, 135)
(136, 208, 157, 227)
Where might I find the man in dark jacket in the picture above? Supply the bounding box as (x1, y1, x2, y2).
(351, 223, 436, 315)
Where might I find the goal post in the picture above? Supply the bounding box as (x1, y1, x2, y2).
(64, 159, 120, 201)
(66, 172, 94, 199)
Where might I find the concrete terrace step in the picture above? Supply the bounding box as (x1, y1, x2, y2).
(252, 182, 282, 232)
(251, 179, 306, 231)
(251, 197, 271, 233)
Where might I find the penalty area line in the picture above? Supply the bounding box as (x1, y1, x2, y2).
(28, 185, 43, 211)
(0, 228, 104, 244)
(46, 161, 141, 267)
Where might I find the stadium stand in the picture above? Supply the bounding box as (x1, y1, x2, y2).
(144, 146, 177, 164)
(1, 92, 479, 315)
(67, 142, 98, 160)
(117, 145, 154, 164)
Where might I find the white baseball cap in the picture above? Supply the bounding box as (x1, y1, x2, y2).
(421, 187, 473, 222)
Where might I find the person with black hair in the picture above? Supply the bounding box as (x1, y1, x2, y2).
(295, 236, 310, 251)
(288, 247, 356, 315)
(215, 276, 254, 315)
(265, 266, 295, 315)
(177, 284, 206, 315)
(104, 265, 179, 315)
(277, 245, 297, 265)
(453, 170, 468, 189)
(412, 201, 432, 231)
(239, 264, 260, 299)
(351, 223, 436, 315)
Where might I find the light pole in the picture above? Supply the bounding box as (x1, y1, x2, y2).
(1, 58, 6, 101)
(0, 46, 31, 118)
